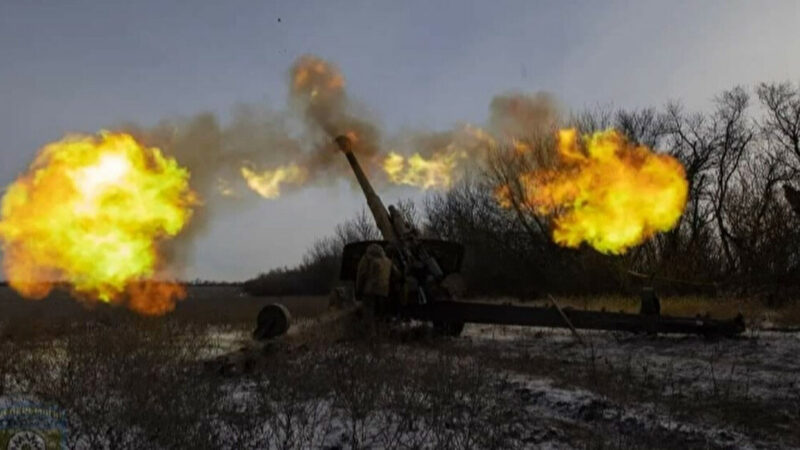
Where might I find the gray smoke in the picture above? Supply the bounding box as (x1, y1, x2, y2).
(112, 55, 561, 273)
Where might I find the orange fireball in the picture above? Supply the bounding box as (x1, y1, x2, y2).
(498, 128, 688, 254)
(0, 132, 197, 314)
(291, 55, 346, 101)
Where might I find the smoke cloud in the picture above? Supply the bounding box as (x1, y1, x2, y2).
(111, 54, 561, 272)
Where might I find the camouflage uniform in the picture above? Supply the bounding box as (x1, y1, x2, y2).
(356, 244, 393, 332)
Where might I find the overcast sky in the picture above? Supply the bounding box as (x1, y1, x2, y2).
(1, 0, 798, 280)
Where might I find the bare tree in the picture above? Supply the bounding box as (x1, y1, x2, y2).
(708, 87, 753, 272)
(571, 105, 614, 134)
(757, 82, 800, 174)
(615, 107, 668, 149)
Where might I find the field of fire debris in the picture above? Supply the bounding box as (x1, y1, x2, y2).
(1, 287, 800, 449)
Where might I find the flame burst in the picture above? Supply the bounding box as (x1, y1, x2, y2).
(498, 128, 688, 254)
(292, 56, 346, 101)
(381, 125, 497, 190)
(0, 132, 197, 314)
(240, 164, 308, 199)
(383, 152, 463, 189)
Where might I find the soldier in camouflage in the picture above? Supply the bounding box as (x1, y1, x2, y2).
(355, 243, 395, 334)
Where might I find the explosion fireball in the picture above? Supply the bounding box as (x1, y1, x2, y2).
(497, 128, 688, 254)
(0, 132, 197, 314)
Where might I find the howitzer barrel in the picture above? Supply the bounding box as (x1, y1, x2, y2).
(334, 135, 397, 241)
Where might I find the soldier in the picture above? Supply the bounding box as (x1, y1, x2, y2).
(355, 243, 394, 333)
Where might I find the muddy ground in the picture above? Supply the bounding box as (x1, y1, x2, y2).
(451, 324, 800, 448)
(1, 286, 799, 449)
(207, 319, 800, 448)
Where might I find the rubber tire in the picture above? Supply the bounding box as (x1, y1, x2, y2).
(253, 303, 291, 340)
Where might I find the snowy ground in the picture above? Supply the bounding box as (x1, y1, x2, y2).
(3, 289, 799, 449)
(202, 322, 800, 449)
(450, 324, 800, 448)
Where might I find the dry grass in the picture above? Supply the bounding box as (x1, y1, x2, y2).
(0, 286, 328, 333)
(2, 287, 800, 448)
(1, 322, 536, 449)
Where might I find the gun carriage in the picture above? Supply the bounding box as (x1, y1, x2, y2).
(253, 136, 745, 340)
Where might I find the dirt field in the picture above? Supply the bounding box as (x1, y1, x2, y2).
(0, 286, 327, 326)
(1, 287, 799, 449)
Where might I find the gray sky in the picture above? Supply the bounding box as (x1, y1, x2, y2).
(1, 0, 798, 281)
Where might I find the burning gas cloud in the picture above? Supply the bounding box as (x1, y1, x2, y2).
(125, 55, 557, 204)
(496, 128, 688, 254)
(381, 124, 504, 190)
(131, 55, 683, 259)
(0, 54, 688, 314)
(286, 55, 383, 182)
(383, 151, 462, 189)
(240, 164, 308, 199)
(219, 55, 535, 196)
(0, 132, 196, 314)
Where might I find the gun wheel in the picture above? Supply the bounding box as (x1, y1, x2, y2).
(253, 303, 291, 340)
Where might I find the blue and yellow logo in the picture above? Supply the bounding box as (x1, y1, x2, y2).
(0, 400, 66, 449)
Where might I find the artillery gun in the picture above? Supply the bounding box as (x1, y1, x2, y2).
(253, 136, 745, 340)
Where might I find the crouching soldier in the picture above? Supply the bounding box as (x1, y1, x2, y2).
(355, 244, 395, 334)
